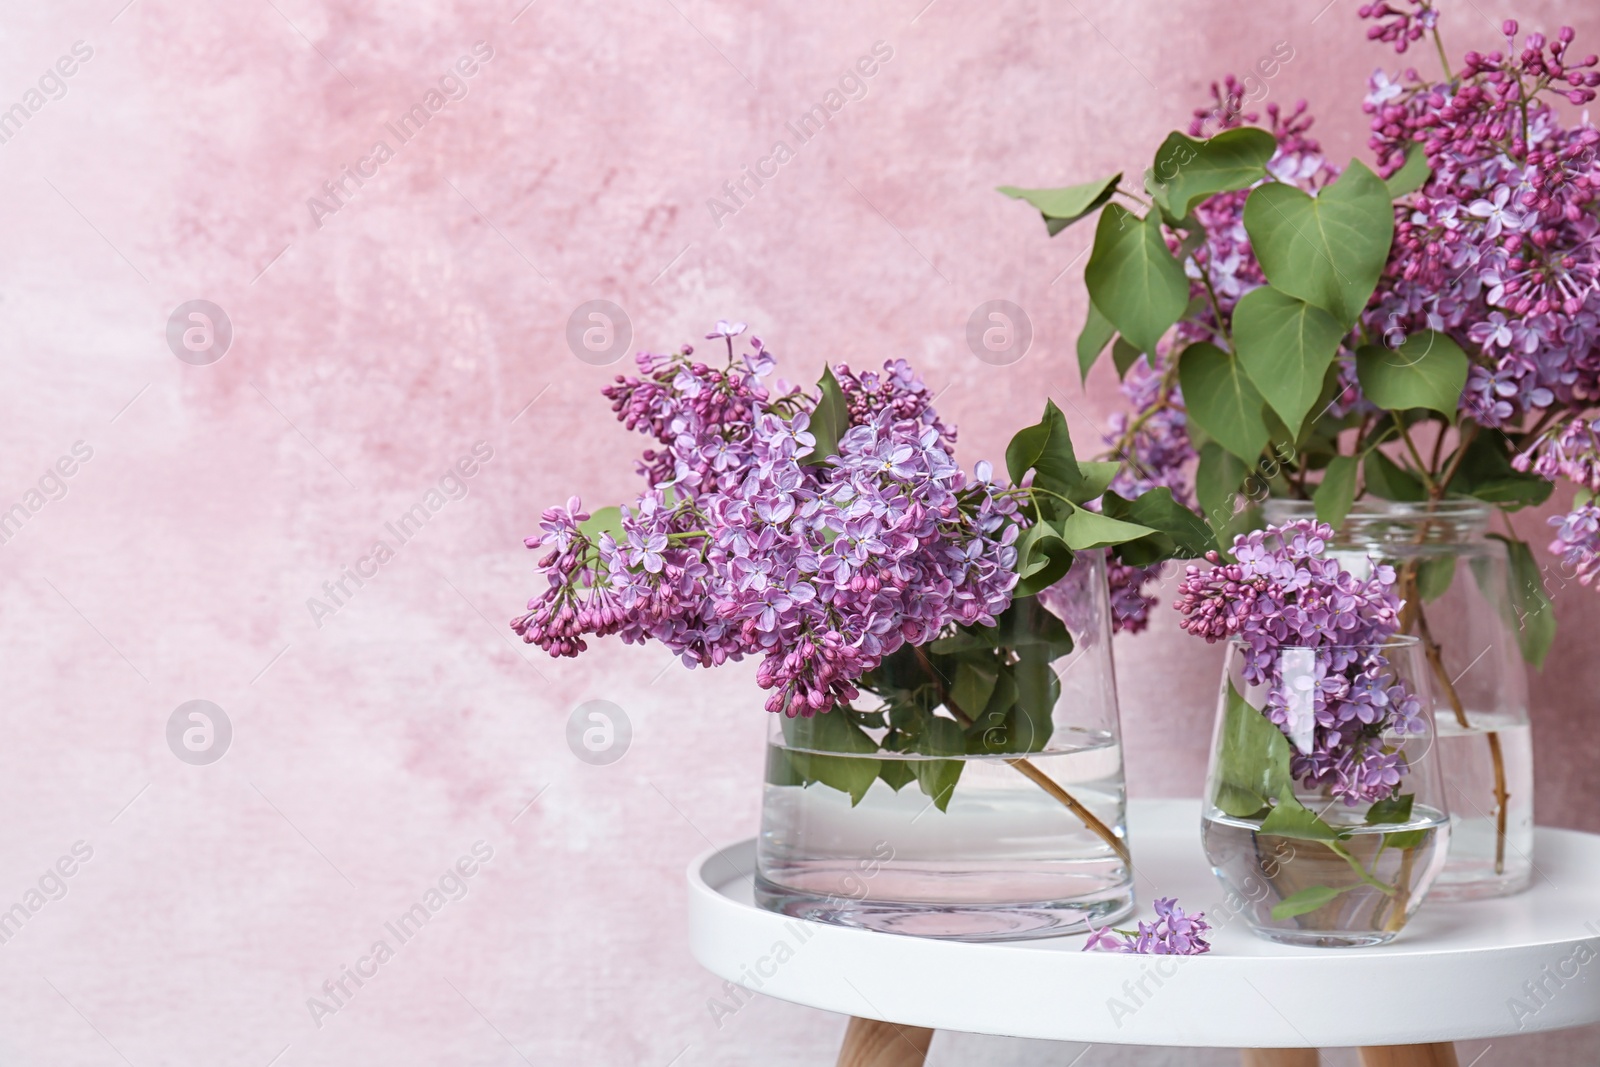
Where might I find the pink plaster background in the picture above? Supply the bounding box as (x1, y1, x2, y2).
(1, 0, 1597, 1063)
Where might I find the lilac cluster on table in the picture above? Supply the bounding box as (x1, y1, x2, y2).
(1174, 521, 1422, 805)
(1083, 897, 1212, 955)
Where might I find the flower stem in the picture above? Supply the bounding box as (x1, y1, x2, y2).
(1431, 24, 1454, 83)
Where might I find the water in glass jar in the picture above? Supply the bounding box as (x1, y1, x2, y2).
(1431, 713, 1533, 899)
(1201, 804, 1450, 947)
(755, 730, 1130, 941)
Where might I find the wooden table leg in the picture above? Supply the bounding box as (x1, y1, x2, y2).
(1242, 1051, 1319, 1067)
(1358, 1044, 1459, 1067)
(836, 1017, 934, 1067)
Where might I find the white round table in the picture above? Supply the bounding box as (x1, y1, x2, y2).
(687, 799, 1600, 1067)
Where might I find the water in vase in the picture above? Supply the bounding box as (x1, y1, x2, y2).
(1201, 803, 1451, 947)
(755, 729, 1131, 941)
(1432, 713, 1533, 899)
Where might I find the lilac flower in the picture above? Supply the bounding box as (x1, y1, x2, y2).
(513, 326, 1022, 717)
(1175, 521, 1418, 805)
(1550, 502, 1600, 586)
(1466, 187, 1526, 240)
(1083, 898, 1212, 955)
(705, 320, 746, 340)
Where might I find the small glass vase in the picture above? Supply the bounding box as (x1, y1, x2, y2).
(754, 550, 1133, 942)
(1266, 500, 1533, 899)
(1201, 636, 1451, 948)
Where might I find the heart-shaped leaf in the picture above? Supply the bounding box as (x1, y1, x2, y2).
(1101, 487, 1216, 565)
(1077, 301, 1115, 381)
(1486, 534, 1556, 669)
(1355, 331, 1468, 420)
(1145, 126, 1278, 219)
(1313, 455, 1359, 528)
(1195, 443, 1254, 544)
(1013, 520, 1074, 597)
(1178, 342, 1270, 461)
(1005, 399, 1082, 506)
(1112, 337, 1143, 378)
(1363, 450, 1427, 502)
(1056, 506, 1156, 550)
(1084, 204, 1191, 355)
(1243, 161, 1395, 327)
(999, 174, 1122, 235)
(1233, 285, 1348, 437)
(1211, 679, 1294, 819)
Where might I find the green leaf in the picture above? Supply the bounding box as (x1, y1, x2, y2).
(1232, 286, 1347, 437)
(1006, 399, 1082, 504)
(1259, 788, 1346, 843)
(1009, 644, 1059, 754)
(1365, 793, 1415, 825)
(1356, 332, 1469, 420)
(1077, 302, 1116, 381)
(914, 717, 967, 812)
(1271, 884, 1353, 921)
(803, 366, 850, 467)
(1211, 679, 1293, 819)
(1057, 506, 1158, 551)
(1084, 204, 1191, 354)
(1075, 461, 1122, 502)
(1385, 146, 1432, 199)
(781, 711, 881, 806)
(1013, 519, 1074, 597)
(951, 661, 998, 723)
(999, 174, 1122, 235)
(1450, 432, 1553, 510)
(1195, 442, 1255, 545)
(1415, 556, 1456, 603)
(877, 759, 916, 792)
(1112, 337, 1143, 379)
(1363, 451, 1427, 502)
(1145, 126, 1279, 219)
(966, 666, 1022, 753)
(1383, 829, 1427, 851)
(1178, 342, 1271, 462)
(1243, 160, 1395, 327)
(1314, 455, 1359, 528)
(765, 743, 806, 787)
(1487, 534, 1556, 669)
(1101, 487, 1216, 565)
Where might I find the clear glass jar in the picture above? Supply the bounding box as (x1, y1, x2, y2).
(754, 550, 1133, 942)
(1266, 499, 1533, 899)
(1201, 636, 1451, 947)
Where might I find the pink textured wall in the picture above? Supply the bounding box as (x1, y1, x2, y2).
(1, 1, 1597, 1063)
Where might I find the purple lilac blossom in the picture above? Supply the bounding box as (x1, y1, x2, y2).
(1174, 521, 1422, 805)
(1083, 897, 1212, 955)
(1361, 17, 1600, 429)
(1550, 503, 1600, 586)
(512, 329, 1023, 717)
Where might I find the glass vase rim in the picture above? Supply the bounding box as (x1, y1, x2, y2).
(1225, 634, 1422, 654)
(1263, 498, 1491, 521)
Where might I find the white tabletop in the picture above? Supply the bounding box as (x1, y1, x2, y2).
(687, 799, 1600, 1047)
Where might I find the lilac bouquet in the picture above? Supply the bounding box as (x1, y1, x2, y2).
(1176, 520, 1421, 806)
(514, 323, 1209, 820)
(1002, 2, 1600, 653)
